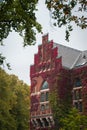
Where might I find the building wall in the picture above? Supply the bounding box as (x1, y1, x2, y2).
(30, 34, 87, 130)
(72, 66, 87, 115)
(30, 34, 63, 129)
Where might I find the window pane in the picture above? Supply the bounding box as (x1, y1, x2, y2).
(41, 81, 48, 90)
(74, 102, 78, 109)
(40, 93, 45, 102)
(46, 92, 49, 101)
(45, 104, 49, 109)
(75, 78, 82, 87)
(73, 90, 82, 100)
(73, 91, 76, 100)
(79, 102, 82, 112)
(41, 104, 45, 111)
(78, 89, 82, 99)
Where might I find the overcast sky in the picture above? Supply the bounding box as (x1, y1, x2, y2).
(0, 0, 87, 85)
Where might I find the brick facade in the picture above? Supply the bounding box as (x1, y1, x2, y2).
(30, 34, 87, 130)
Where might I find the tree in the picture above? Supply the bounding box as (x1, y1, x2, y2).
(49, 84, 70, 130)
(49, 89, 87, 130)
(49, 90, 62, 130)
(0, 0, 87, 66)
(12, 81, 30, 130)
(0, 0, 42, 67)
(0, 53, 11, 70)
(50, 90, 72, 130)
(0, 0, 42, 46)
(49, 74, 72, 130)
(0, 0, 87, 44)
(61, 108, 87, 130)
(45, 0, 87, 41)
(0, 68, 30, 130)
(0, 68, 17, 130)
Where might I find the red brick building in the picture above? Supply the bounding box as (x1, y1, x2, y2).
(30, 34, 87, 130)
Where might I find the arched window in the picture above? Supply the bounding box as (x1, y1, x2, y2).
(41, 81, 49, 90)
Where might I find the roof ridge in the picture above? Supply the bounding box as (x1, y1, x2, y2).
(54, 42, 82, 52)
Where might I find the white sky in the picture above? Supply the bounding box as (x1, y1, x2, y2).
(0, 0, 87, 85)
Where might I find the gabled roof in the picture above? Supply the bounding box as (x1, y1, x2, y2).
(54, 43, 87, 69)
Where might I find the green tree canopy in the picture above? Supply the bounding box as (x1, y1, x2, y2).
(0, 68, 17, 130)
(0, 0, 87, 66)
(49, 90, 87, 130)
(0, 68, 30, 130)
(0, 0, 87, 44)
(0, 0, 42, 46)
(61, 108, 87, 130)
(45, 0, 87, 41)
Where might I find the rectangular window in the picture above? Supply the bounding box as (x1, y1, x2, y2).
(73, 91, 76, 100)
(46, 92, 49, 101)
(41, 104, 45, 111)
(74, 102, 78, 109)
(74, 102, 83, 112)
(40, 93, 45, 102)
(78, 89, 82, 99)
(79, 102, 82, 112)
(73, 90, 82, 100)
(75, 78, 82, 87)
